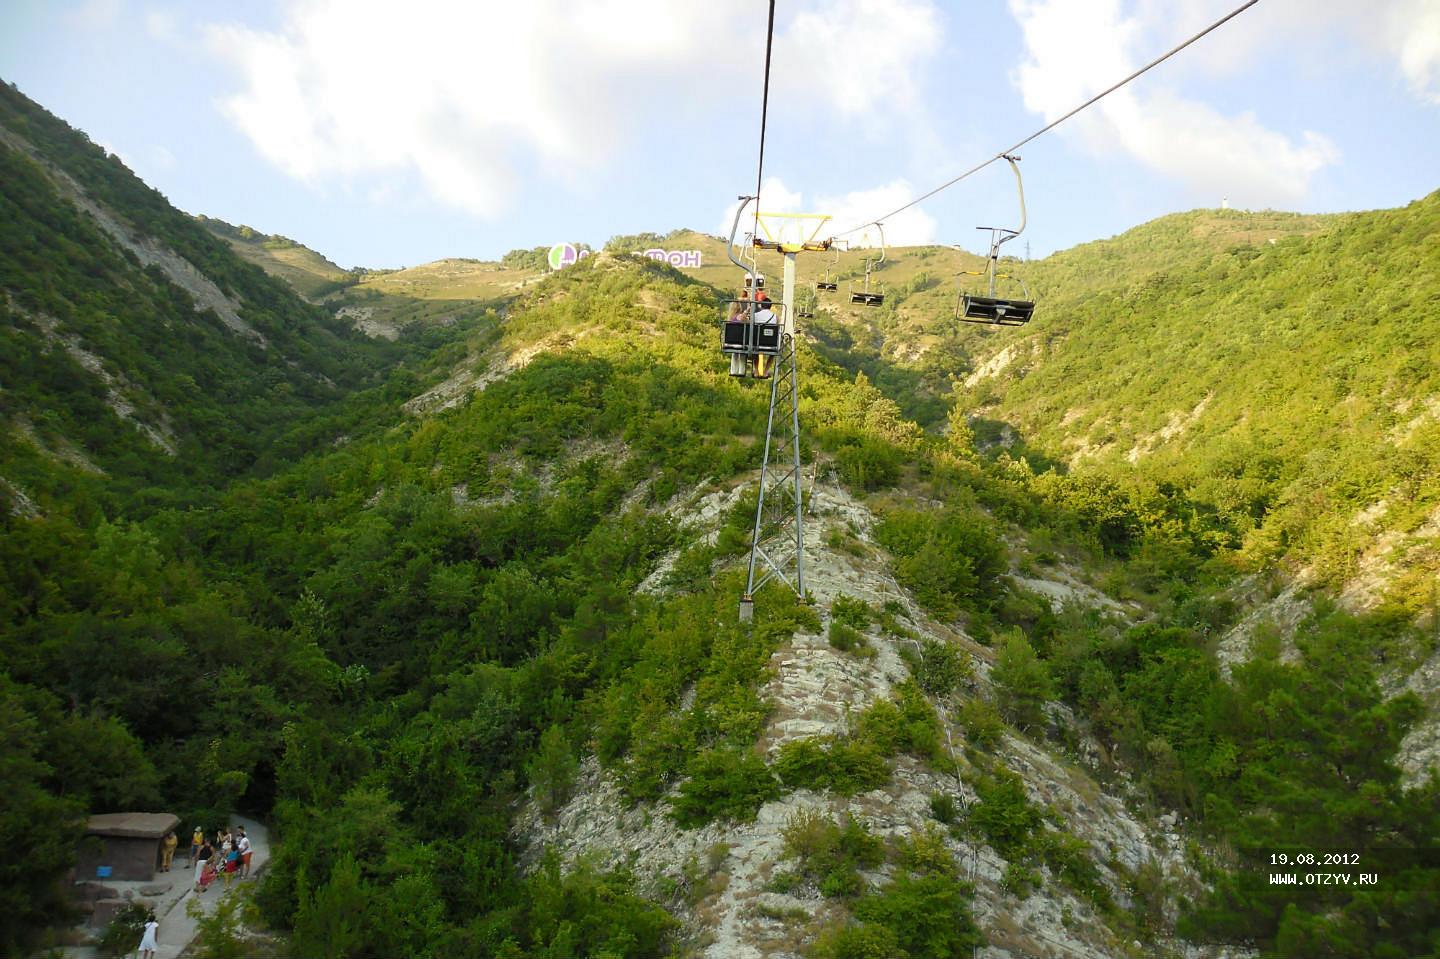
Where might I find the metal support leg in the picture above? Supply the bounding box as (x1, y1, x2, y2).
(741, 333, 804, 617)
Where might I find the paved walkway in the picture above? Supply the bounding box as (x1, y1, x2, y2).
(62, 816, 269, 959)
(153, 816, 269, 959)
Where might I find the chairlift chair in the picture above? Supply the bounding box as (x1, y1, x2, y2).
(849, 224, 886, 307)
(957, 155, 1036, 327)
(721, 298, 782, 359)
(815, 245, 840, 291)
(720, 196, 783, 378)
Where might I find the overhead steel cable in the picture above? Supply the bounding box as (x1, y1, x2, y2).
(752, 0, 778, 242)
(834, 0, 1261, 238)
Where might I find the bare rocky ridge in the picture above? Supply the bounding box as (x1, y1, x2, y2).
(16, 303, 179, 455)
(515, 480, 1247, 959)
(0, 475, 40, 517)
(0, 124, 264, 346)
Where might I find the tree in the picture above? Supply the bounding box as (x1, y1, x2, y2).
(990, 631, 1053, 731)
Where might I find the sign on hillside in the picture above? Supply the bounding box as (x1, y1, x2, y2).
(548, 242, 590, 270)
(643, 248, 702, 267)
(548, 242, 703, 271)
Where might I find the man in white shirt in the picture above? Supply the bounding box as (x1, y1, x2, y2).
(752, 294, 778, 378)
(237, 829, 253, 878)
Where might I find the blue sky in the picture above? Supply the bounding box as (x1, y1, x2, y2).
(2, 0, 1437, 269)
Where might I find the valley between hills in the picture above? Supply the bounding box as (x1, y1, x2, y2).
(2, 79, 1438, 959)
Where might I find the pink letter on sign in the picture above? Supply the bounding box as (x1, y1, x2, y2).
(643, 248, 666, 261)
(681, 250, 702, 267)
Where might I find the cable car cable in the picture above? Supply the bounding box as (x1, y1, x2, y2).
(752, 0, 778, 242)
(833, 0, 1260, 238)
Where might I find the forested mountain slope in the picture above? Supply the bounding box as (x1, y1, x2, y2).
(6, 243, 1436, 957)
(973, 198, 1440, 609)
(2, 82, 1436, 959)
(794, 198, 1440, 614)
(0, 81, 456, 515)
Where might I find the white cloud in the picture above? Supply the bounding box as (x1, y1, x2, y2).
(65, 0, 121, 29)
(1008, 0, 1339, 205)
(717, 177, 935, 249)
(1198, 0, 1440, 106)
(716, 176, 805, 238)
(1383, 0, 1440, 104)
(144, 8, 177, 42)
(205, 1, 743, 219)
(818, 180, 936, 247)
(778, 0, 943, 117)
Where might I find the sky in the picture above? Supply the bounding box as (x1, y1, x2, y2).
(1, 0, 1437, 269)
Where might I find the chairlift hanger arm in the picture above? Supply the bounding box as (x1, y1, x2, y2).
(993, 155, 1026, 254)
(727, 195, 760, 283)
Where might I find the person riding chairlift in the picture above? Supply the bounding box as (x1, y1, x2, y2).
(751, 292, 777, 378)
(726, 296, 750, 376)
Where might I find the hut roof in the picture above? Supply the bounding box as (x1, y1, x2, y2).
(84, 813, 180, 840)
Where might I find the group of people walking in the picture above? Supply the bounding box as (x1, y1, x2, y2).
(190, 825, 252, 893)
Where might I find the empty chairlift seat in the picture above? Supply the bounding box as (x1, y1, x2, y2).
(959, 294, 1034, 326)
(851, 290, 885, 307)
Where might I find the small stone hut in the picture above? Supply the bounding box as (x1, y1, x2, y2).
(75, 812, 181, 882)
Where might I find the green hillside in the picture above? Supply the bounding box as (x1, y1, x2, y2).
(949, 197, 1440, 608)
(2, 83, 1437, 959)
(197, 216, 357, 301)
(676, 200, 1440, 610)
(0, 82, 467, 514)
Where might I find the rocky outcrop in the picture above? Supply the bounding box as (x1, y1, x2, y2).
(515, 482, 1242, 958)
(0, 123, 263, 346)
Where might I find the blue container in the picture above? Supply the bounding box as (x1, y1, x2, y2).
(95, 866, 112, 878)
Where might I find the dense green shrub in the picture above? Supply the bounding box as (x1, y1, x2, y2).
(835, 437, 902, 491)
(989, 630, 1053, 730)
(929, 792, 960, 825)
(828, 619, 873, 657)
(670, 748, 779, 827)
(773, 737, 891, 796)
(855, 683, 942, 761)
(830, 594, 874, 630)
(526, 724, 579, 816)
(810, 922, 903, 959)
(969, 767, 1044, 859)
(958, 697, 1006, 749)
(905, 637, 970, 697)
(875, 506, 1006, 617)
(512, 851, 679, 958)
(1033, 829, 1111, 910)
(815, 829, 983, 959)
(779, 810, 885, 899)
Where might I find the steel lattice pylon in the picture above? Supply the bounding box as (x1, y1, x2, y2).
(725, 201, 829, 623)
(739, 331, 803, 622)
